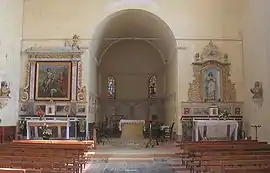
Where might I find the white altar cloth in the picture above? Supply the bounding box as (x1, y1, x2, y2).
(194, 120, 238, 141)
(118, 120, 145, 131)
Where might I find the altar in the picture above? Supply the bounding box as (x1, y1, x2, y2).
(26, 120, 70, 140)
(193, 120, 238, 141)
(119, 120, 145, 141)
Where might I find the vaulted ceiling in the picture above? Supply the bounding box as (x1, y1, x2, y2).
(90, 9, 176, 64)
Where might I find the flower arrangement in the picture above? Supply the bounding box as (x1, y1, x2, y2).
(218, 110, 231, 119)
(39, 123, 52, 140)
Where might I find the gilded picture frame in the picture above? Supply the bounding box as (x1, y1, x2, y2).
(35, 61, 72, 101)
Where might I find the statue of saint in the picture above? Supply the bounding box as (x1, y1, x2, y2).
(250, 81, 263, 99)
(0, 81, 11, 97)
(205, 72, 216, 101)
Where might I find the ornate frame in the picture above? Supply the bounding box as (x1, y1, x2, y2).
(188, 41, 236, 102)
(35, 61, 72, 101)
(21, 47, 86, 103)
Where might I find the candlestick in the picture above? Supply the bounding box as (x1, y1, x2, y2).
(251, 124, 262, 140)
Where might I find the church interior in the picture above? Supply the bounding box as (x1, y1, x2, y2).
(0, 0, 270, 172)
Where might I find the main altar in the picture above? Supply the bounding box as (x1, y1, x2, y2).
(181, 41, 243, 141)
(119, 120, 145, 142)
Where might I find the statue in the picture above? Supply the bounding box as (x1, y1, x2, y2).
(194, 53, 200, 62)
(250, 81, 263, 99)
(205, 72, 216, 101)
(64, 34, 80, 50)
(0, 81, 11, 97)
(71, 34, 80, 50)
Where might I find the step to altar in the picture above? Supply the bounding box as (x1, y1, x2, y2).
(90, 153, 177, 159)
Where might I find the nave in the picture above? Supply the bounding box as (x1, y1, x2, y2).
(1, 138, 270, 173)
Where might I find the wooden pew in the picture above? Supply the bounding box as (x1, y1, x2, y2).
(0, 140, 95, 173)
(176, 140, 270, 173)
(0, 168, 26, 173)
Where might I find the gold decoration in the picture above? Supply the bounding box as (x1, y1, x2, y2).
(29, 53, 82, 59)
(20, 63, 30, 101)
(188, 41, 236, 102)
(77, 86, 86, 102)
(76, 61, 86, 102)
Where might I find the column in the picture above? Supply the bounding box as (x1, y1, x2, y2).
(26, 122, 30, 139)
(66, 121, 70, 139)
(58, 126, 61, 138)
(34, 127, 38, 139)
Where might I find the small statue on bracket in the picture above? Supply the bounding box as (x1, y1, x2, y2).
(64, 34, 80, 50)
(250, 81, 263, 100)
(0, 81, 11, 98)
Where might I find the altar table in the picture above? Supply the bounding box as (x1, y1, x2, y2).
(119, 120, 145, 141)
(193, 120, 238, 141)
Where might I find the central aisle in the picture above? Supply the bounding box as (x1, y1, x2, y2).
(83, 139, 187, 173)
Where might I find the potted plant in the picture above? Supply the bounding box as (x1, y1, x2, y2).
(78, 119, 86, 133)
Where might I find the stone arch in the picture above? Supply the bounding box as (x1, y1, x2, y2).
(89, 9, 177, 65)
(90, 9, 178, 124)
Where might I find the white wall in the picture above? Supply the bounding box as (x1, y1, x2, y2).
(165, 52, 178, 126)
(100, 40, 164, 100)
(22, 0, 243, 39)
(242, 0, 270, 142)
(0, 0, 24, 126)
(20, 0, 245, 135)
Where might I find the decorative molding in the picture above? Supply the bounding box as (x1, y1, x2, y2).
(188, 41, 236, 102)
(77, 61, 86, 102)
(21, 35, 87, 105)
(20, 63, 30, 102)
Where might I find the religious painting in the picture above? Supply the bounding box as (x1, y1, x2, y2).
(107, 76, 116, 99)
(203, 68, 221, 102)
(148, 75, 157, 99)
(56, 105, 70, 115)
(77, 104, 86, 113)
(184, 108, 190, 114)
(35, 62, 72, 101)
(34, 105, 46, 113)
(19, 103, 28, 115)
(235, 108, 241, 115)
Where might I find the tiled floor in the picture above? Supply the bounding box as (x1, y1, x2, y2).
(83, 139, 187, 173)
(84, 159, 178, 173)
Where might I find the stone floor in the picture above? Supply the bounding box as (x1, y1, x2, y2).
(84, 159, 179, 173)
(83, 139, 188, 173)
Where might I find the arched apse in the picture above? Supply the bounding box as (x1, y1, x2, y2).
(89, 9, 177, 65)
(90, 9, 178, 125)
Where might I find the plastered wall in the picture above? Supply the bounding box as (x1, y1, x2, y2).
(2, 0, 248, 132)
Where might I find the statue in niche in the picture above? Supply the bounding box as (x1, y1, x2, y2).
(250, 81, 263, 100)
(0, 81, 11, 97)
(205, 72, 217, 101)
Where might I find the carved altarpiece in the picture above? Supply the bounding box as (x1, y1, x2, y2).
(181, 41, 243, 141)
(19, 42, 88, 140)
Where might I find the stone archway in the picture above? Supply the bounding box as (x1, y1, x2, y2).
(90, 9, 177, 133)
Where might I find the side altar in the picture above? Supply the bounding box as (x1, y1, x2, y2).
(181, 41, 243, 141)
(18, 35, 89, 140)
